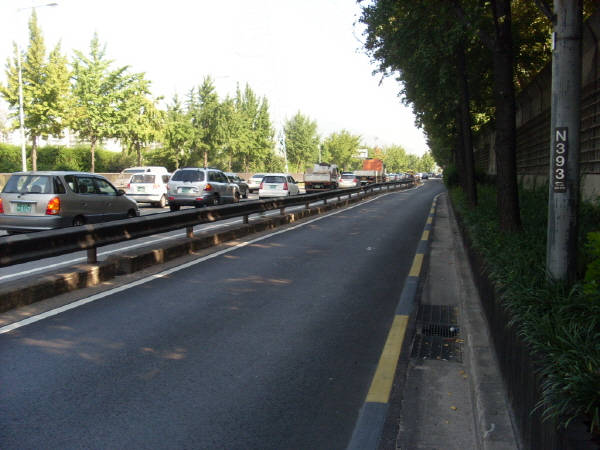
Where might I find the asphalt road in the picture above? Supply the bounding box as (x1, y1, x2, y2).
(0, 181, 446, 450)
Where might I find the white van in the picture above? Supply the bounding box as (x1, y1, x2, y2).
(116, 166, 168, 189)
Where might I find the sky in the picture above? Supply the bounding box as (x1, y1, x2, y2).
(0, 0, 430, 155)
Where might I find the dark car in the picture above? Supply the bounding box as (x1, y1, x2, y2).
(225, 173, 249, 199)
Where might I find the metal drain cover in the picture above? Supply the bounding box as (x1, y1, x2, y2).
(411, 334, 463, 363)
(412, 304, 463, 363)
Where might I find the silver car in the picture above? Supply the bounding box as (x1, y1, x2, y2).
(167, 167, 240, 211)
(247, 173, 268, 193)
(0, 171, 140, 234)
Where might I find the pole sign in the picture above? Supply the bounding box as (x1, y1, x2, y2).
(553, 127, 568, 193)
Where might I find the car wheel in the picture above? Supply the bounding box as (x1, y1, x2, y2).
(243, 189, 248, 199)
(71, 216, 85, 227)
(169, 203, 181, 212)
(212, 194, 220, 206)
(234, 192, 240, 203)
(126, 209, 136, 219)
(157, 195, 167, 208)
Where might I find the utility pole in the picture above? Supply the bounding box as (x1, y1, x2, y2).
(546, 0, 583, 282)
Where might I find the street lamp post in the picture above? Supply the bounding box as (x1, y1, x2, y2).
(16, 3, 58, 172)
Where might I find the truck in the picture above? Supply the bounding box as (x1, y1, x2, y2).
(303, 163, 339, 192)
(355, 158, 385, 185)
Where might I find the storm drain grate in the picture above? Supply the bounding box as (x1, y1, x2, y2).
(420, 324, 460, 338)
(411, 304, 463, 363)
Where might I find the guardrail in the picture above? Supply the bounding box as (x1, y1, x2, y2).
(0, 180, 414, 268)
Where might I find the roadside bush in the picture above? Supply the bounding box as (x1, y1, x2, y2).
(0, 144, 23, 172)
(451, 184, 600, 434)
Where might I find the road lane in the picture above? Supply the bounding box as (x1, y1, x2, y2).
(0, 181, 445, 450)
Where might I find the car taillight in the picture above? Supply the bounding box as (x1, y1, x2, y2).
(283, 183, 289, 190)
(204, 183, 213, 191)
(0, 198, 4, 214)
(46, 197, 60, 215)
(153, 184, 159, 189)
(259, 182, 264, 189)
(127, 183, 131, 188)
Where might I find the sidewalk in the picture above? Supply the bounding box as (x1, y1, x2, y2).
(393, 193, 520, 450)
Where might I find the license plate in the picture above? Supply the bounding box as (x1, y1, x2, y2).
(269, 185, 277, 189)
(137, 186, 146, 192)
(16, 203, 32, 213)
(180, 187, 193, 193)
(314, 184, 323, 189)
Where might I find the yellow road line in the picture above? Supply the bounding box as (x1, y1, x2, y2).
(409, 253, 424, 277)
(366, 315, 409, 403)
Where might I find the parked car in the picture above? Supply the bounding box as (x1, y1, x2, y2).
(247, 173, 267, 193)
(0, 171, 140, 234)
(258, 174, 300, 199)
(167, 167, 240, 211)
(225, 173, 249, 199)
(421, 172, 429, 180)
(338, 172, 361, 188)
(126, 172, 171, 208)
(115, 166, 169, 189)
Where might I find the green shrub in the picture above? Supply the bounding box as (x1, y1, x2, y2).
(0, 144, 23, 172)
(451, 184, 600, 433)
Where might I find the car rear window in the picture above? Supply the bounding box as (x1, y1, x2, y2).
(341, 174, 355, 179)
(131, 174, 156, 183)
(171, 170, 205, 182)
(2, 175, 53, 194)
(263, 176, 286, 183)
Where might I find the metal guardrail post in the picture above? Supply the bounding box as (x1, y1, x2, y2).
(87, 248, 97, 264)
(305, 202, 310, 209)
(280, 207, 285, 215)
(186, 226, 194, 238)
(243, 214, 249, 224)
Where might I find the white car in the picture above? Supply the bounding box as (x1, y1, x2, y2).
(126, 172, 171, 208)
(115, 166, 169, 189)
(247, 173, 268, 193)
(338, 172, 361, 188)
(258, 174, 300, 199)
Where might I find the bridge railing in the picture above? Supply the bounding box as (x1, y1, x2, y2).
(0, 180, 414, 268)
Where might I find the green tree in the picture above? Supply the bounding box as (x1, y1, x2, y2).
(161, 94, 192, 169)
(119, 75, 165, 166)
(0, 11, 72, 170)
(382, 144, 408, 173)
(284, 112, 320, 172)
(194, 76, 221, 167)
(322, 130, 362, 171)
(71, 33, 139, 172)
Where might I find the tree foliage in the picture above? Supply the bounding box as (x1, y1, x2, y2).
(284, 112, 320, 172)
(71, 33, 140, 172)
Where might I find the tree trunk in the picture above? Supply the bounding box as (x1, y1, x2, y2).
(456, 40, 478, 207)
(90, 137, 97, 173)
(455, 108, 468, 193)
(491, 0, 522, 232)
(31, 136, 38, 171)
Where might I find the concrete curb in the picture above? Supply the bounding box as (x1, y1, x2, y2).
(445, 194, 520, 450)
